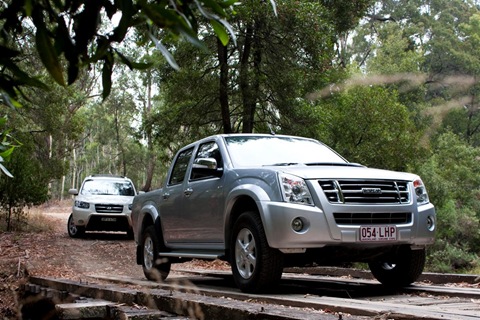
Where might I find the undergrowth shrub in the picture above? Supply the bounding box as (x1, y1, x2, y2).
(427, 240, 479, 273)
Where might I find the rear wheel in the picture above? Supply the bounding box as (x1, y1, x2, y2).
(369, 247, 426, 287)
(141, 225, 171, 281)
(231, 211, 284, 293)
(67, 213, 85, 238)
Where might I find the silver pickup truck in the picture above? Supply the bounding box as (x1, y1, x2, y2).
(131, 134, 436, 293)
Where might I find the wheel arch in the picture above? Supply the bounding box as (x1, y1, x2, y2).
(136, 204, 164, 265)
(138, 203, 162, 236)
(224, 186, 269, 259)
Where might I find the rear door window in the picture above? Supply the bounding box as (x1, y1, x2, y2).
(169, 147, 194, 185)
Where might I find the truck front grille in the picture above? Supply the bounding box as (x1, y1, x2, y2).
(333, 212, 412, 225)
(319, 179, 410, 204)
(95, 204, 124, 213)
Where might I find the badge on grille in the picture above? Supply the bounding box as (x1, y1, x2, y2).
(362, 187, 382, 194)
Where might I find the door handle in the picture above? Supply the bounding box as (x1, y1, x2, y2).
(163, 192, 170, 200)
(184, 187, 193, 197)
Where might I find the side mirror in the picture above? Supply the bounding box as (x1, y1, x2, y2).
(193, 158, 218, 170)
(192, 158, 223, 178)
(68, 188, 78, 195)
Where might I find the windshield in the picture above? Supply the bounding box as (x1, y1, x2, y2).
(224, 135, 347, 167)
(80, 179, 135, 196)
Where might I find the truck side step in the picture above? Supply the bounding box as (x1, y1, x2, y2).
(159, 251, 223, 260)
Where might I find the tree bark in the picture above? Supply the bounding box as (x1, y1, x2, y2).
(240, 25, 254, 133)
(217, 38, 232, 133)
(142, 69, 155, 192)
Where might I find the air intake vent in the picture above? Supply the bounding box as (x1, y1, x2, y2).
(333, 212, 412, 225)
(319, 180, 410, 204)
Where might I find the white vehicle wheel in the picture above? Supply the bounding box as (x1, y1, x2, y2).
(67, 213, 84, 238)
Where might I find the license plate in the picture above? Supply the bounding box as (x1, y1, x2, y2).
(360, 226, 397, 241)
(101, 217, 117, 222)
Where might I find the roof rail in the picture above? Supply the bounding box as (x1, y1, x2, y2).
(88, 174, 126, 179)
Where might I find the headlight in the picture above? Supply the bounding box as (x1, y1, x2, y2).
(279, 173, 313, 206)
(413, 179, 429, 205)
(74, 200, 90, 209)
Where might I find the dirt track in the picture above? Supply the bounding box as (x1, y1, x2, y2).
(0, 202, 227, 318)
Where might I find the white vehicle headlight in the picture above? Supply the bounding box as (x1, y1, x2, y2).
(414, 179, 429, 205)
(74, 200, 90, 209)
(279, 173, 313, 206)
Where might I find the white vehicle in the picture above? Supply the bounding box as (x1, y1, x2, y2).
(68, 174, 138, 238)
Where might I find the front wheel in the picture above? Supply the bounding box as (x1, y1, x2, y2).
(231, 211, 284, 293)
(67, 213, 85, 238)
(141, 225, 171, 281)
(369, 247, 426, 287)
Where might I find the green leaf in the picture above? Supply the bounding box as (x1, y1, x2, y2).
(141, 3, 182, 28)
(24, 0, 33, 16)
(35, 22, 65, 86)
(0, 146, 14, 160)
(199, 0, 226, 16)
(219, 0, 239, 8)
(67, 62, 79, 85)
(111, 0, 135, 42)
(89, 39, 111, 63)
(6, 62, 49, 90)
(211, 19, 229, 46)
(115, 50, 153, 70)
(0, 45, 20, 59)
(0, 162, 13, 178)
(269, 0, 277, 16)
(149, 33, 180, 70)
(0, 92, 22, 109)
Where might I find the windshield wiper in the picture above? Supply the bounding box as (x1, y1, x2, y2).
(264, 162, 302, 166)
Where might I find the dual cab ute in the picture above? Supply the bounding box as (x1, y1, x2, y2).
(131, 134, 436, 293)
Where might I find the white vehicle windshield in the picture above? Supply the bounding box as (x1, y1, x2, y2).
(224, 135, 348, 167)
(80, 179, 135, 196)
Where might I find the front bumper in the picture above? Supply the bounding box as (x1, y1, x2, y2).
(259, 200, 436, 250)
(71, 206, 133, 231)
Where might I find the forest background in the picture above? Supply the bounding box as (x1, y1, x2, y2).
(1, 0, 479, 274)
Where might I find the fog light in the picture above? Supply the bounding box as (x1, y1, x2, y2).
(426, 215, 435, 231)
(291, 217, 304, 232)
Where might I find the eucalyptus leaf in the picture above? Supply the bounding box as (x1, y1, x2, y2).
(211, 20, 229, 46)
(35, 22, 65, 86)
(0, 162, 13, 178)
(149, 33, 180, 71)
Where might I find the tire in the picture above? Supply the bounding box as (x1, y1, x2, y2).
(141, 225, 171, 281)
(231, 211, 284, 293)
(369, 247, 426, 287)
(67, 213, 85, 238)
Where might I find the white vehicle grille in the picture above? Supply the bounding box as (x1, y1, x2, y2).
(95, 204, 123, 213)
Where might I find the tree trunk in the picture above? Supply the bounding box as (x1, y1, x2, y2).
(142, 69, 155, 192)
(240, 25, 254, 133)
(218, 38, 232, 133)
